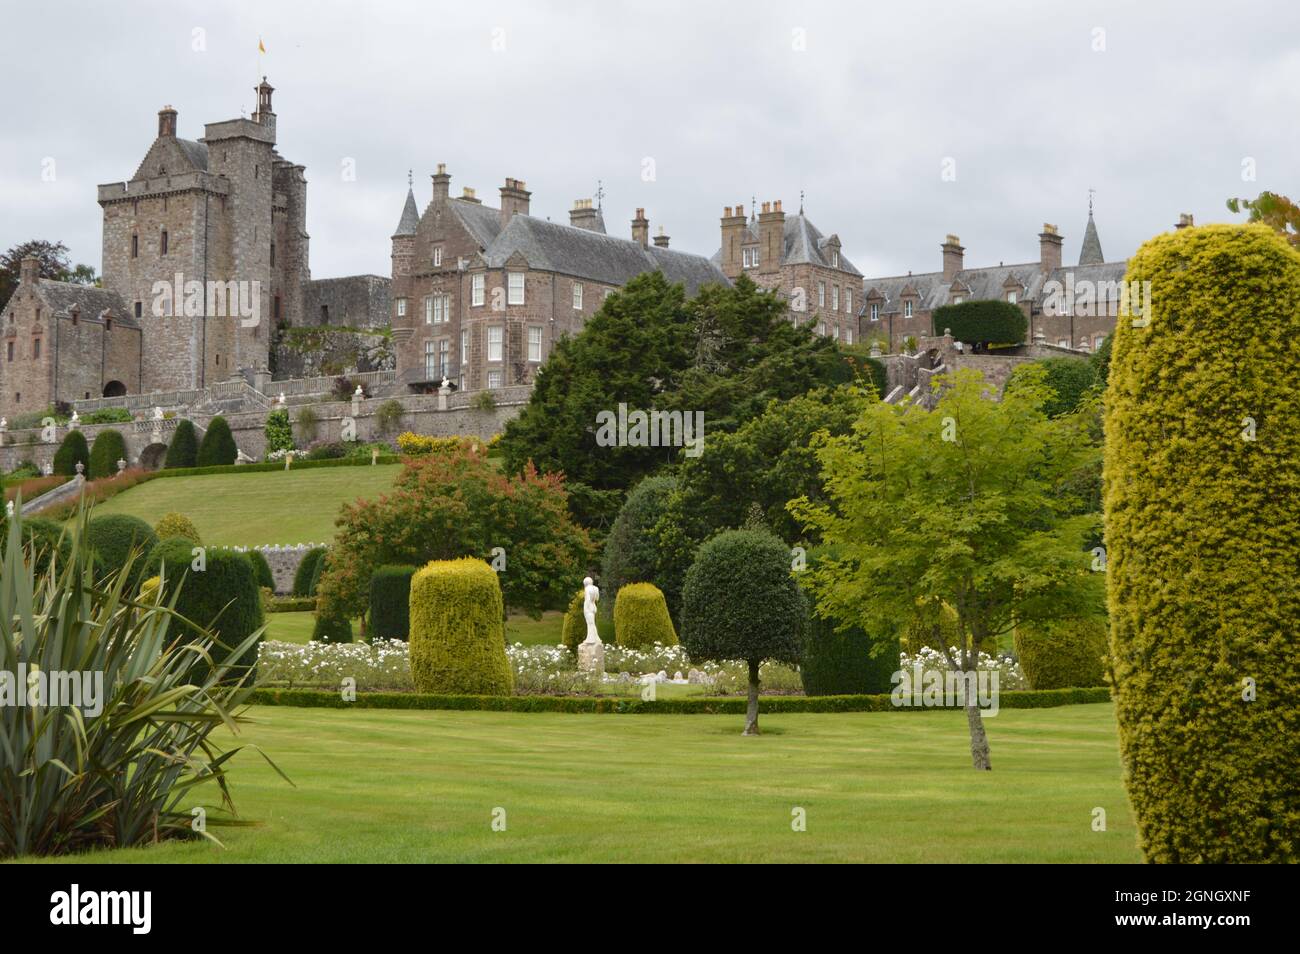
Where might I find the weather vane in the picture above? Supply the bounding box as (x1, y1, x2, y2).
(800, 189, 805, 214)
(595, 180, 605, 210)
(1089, 187, 1096, 214)
(408, 169, 413, 188)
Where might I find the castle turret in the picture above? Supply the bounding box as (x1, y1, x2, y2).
(392, 174, 419, 279)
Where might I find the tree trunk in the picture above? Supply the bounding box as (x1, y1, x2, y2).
(965, 696, 991, 770)
(743, 659, 761, 736)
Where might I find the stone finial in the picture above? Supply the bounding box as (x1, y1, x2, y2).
(354, 385, 364, 397)
(75, 461, 85, 475)
(116, 458, 126, 474)
(278, 392, 286, 405)
(69, 411, 80, 429)
(153, 406, 164, 421)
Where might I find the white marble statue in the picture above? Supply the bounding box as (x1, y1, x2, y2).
(577, 576, 605, 677)
(152, 405, 164, 421)
(582, 576, 600, 643)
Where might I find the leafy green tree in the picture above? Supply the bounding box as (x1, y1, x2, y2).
(264, 409, 294, 455)
(1006, 356, 1097, 417)
(88, 428, 128, 479)
(196, 416, 237, 466)
(0, 240, 96, 309)
(791, 367, 1102, 769)
(600, 475, 678, 619)
(680, 529, 806, 735)
(52, 430, 89, 476)
(1226, 191, 1300, 247)
(165, 420, 199, 469)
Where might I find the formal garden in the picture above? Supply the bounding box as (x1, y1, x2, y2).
(1, 223, 1296, 864)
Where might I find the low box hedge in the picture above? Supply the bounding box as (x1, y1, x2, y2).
(248, 685, 1112, 714)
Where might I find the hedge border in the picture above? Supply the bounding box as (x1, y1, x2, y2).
(248, 686, 1111, 714)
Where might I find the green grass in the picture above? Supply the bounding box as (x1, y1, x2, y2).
(266, 609, 562, 646)
(87, 465, 403, 546)
(264, 611, 317, 644)
(12, 702, 1141, 863)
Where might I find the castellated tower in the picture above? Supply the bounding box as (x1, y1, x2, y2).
(96, 77, 307, 391)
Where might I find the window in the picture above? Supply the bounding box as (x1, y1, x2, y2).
(461, 329, 469, 366)
(439, 338, 450, 377)
(832, 285, 840, 311)
(396, 298, 407, 317)
(424, 297, 433, 324)
(424, 340, 436, 380)
(528, 326, 542, 362)
(487, 326, 503, 362)
(6, 342, 12, 362)
(270, 242, 276, 267)
(816, 323, 826, 336)
(870, 303, 879, 321)
(507, 272, 525, 305)
(832, 325, 840, 340)
(1007, 291, 1018, 304)
(904, 300, 913, 318)
(433, 247, 443, 268)
(160, 230, 168, 256)
(432, 294, 449, 324)
(573, 283, 583, 310)
(845, 327, 853, 345)
(131, 234, 139, 258)
(845, 289, 852, 314)
(742, 247, 759, 268)
(818, 282, 826, 308)
(471, 274, 485, 307)
(105, 318, 112, 331)
(832, 251, 840, 268)
(33, 338, 41, 359)
(487, 370, 502, 389)
(134, 302, 142, 319)
(954, 295, 964, 304)
(1094, 333, 1106, 349)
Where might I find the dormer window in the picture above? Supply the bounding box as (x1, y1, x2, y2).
(870, 302, 879, 321)
(1007, 291, 1017, 304)
(832, 251, 840, 268)
(954, 295, 964, 304)
(904, 300, 914, 318)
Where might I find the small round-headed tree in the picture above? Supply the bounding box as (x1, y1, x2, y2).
(1105, 223, 1300, 862)
(154, 512, 201, 545)
(196, 415, 238, 466)
(164, 419, 199, 469)
(85, 514, 158, 588)
(88, 428, 128, 479)
(52, 429, 90, 476)
(409, 558, 513, 695)
(613, 582, 677, 649)
(680, 529, 805, 735)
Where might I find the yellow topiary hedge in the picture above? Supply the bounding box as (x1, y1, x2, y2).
(1104, 223, 1300, 863)
(396, 432, 485, 457)
(154, 512, 201, 545)
(1014, 616, 1108, 690)
(408, 558, 513, 695)
(613, 582, 677, 649)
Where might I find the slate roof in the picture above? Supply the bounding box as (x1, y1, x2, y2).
(711, 212, 862, 276)
(482, 214, 727, 295)
(393, 187, 420, 237)
(864, 263, 1045, 317)
(130, 137, 209, 181)
(448, 198, 505, 250)
(1078, 212, 1105, 265)
(32, 281, 137, 327)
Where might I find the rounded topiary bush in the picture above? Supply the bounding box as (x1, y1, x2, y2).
(409, 558, 513, 695)
(246, 548, 275, 591)
(52, 430, 89, 476)
(1014, 616, 1108, 690)
(293, 547, 326, 597)
(196, 415, 238, 466)
(88, 428, 128, 479)
(143, 537, 265, 673)
(312, 611, 353, 644)
(154, 511, 201, 544)
(85, 514, 158, 588)
(680, 529, 805, 734)
(561, 589, 585, 654)
(370, 564, 417, 640)
(165, 419, 199, 469)
(0, 515, 73, 578)
(1104, 223, 1300, 862)
(613, 582, 677, 649)
(800, 611, 900, 696)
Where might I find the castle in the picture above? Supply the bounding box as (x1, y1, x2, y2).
(1, 76, 1136, 424)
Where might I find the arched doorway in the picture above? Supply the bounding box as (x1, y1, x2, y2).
(102, 380, 127, 398)
(139, 443, 168, 471)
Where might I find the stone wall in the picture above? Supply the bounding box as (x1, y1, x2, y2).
(255, 542, 327, 595)
(301, 275, 390, 330)
(271, 326, 394, 378)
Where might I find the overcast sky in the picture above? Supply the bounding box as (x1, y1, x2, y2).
(3, 0, 1298, 282)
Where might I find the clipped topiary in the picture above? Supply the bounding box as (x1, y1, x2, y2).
(1014, 616, 1109, 690)
(246, 547, 275, 591)
(0, 515, 73, 578)
(196, 415, 238, 467)
(931, 299, 1027, 347)
(800, 611, 900, 697)
(85, 514, 158, 588)
(680, 529, 805, 734)
(409, 558, 513, 695)
(600, 475, 677, 618)
(143, 537, 265, 674)
(613, 582, 677, 649)
(370, 564, 417, 640)
(88, 428, 128, 479)
(154, 511, 201, 544)
(52, 429, 89, 476)
(1105, 223, 1300, 862)
(561, 589, 585, 654)
(164, 419, 199, 469)
(308, 549, 328, 597)
(293, 547, 326, 597)
(312, 610, 353, 643)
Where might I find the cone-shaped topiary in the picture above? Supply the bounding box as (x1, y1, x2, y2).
(680, 529, 805, 734)
(154, 512, 201, 544)
(85, 514, 158, 589)
(246, 547, 275, 591)
(1014, 616, 1108, 690)
(164, 419, 199, 469)
(293, 547, 326, 597)
(369, 564, 417, 640)
(308, 549, 328, 597)
(143, 537, 265, 674)
(52, 429, 89, 476)
(561, 589, 585, 654)
(87, 428, 128, 479)
(196, 415, 238, 466)
(1104, 223, 1300, 862)
(409, 558, 513, 695)
(613, 582, 677, 649)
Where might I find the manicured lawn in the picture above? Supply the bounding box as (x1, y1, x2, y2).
(14, 702, 1140, 863)
(87, 465, 403, 546)
(264, 611, 318, 644)
(267, 609, 561, 646)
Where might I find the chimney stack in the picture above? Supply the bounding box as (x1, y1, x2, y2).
(757, 200, 785, 272)
(631, 208, 650, 247)
(253, 77, 275, 125)
(431, 163, 451, 201)
(158, 106, 178, 138)
(570, 198, 604, 232)
(653, 226, 670, 248)
(1176, 213, 1195, 229)
(19, 257, 40, 287)
(720, 204, 748, 278)
(941, 234, 964, 282)
(1038, 223, 1063, 275)
(461, 186, 480, 203)
(499, 177, 531, 225)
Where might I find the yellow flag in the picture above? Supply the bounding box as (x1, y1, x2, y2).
(258, 38, 266, 54)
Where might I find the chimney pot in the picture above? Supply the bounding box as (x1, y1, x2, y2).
(632, 208, 650, 247)
(157, 105, 178, 138)
(724, 206, 732, 218)
(774, 200, 782, 212)
(1176, 213, 1195, 229)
